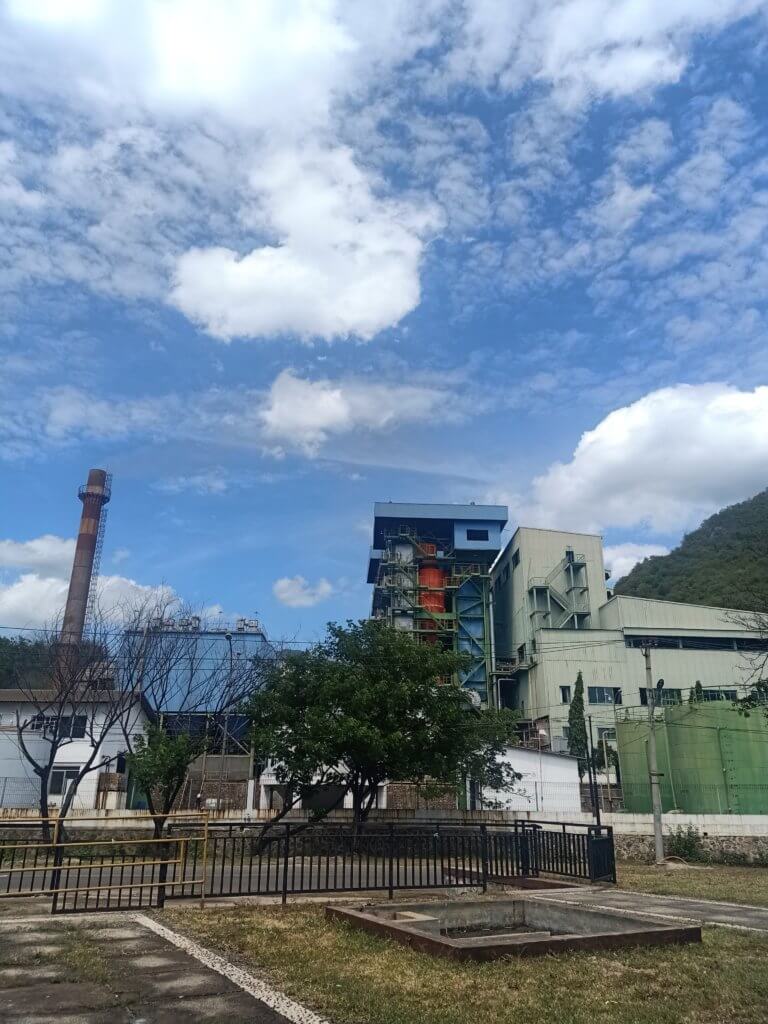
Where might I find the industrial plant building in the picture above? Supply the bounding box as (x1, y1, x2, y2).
(490, 524, 766, 754)
(367, 501, 508, 706)
(365, 503, 768, 812)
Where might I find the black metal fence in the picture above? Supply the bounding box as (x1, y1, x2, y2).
(1, 817, 615, 913)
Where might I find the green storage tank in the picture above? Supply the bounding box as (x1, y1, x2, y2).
(616, 704, 768, 814)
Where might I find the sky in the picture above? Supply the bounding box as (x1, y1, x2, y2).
(1, 0, 768, 640)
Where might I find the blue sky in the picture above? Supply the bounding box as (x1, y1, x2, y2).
(1, 1, 768, 640)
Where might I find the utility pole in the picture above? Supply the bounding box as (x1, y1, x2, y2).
(642, 644, 665, 865)
(587, 715, 601, 827)
(602, 732, 613, 810)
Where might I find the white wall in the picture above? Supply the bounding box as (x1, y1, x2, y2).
(600, 595, 755, 631)
(482, 745, 581, 815)
(0, 698, 146, 809)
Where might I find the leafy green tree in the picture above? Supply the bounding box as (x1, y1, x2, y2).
(567, 670, 589, 779)
(0, 635, 54, 688)
(125, 724, 206, 838)
(248, 620, 520, 830)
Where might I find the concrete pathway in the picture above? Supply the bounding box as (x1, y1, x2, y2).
(529, 886, 768, 933)
(0, 911, 327, 1024)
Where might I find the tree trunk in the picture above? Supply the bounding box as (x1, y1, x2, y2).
(38, 773, 51, 844)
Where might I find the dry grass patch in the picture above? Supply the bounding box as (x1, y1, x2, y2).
(163, 903, 768, 1024)
(617, 863, 768, 907)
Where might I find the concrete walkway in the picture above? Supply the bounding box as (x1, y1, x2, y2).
(0, 910, 327, 1024)
(530, 886, 768, 933)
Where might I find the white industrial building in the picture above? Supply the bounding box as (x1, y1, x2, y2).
(0, 688, 147, 810)
(491, 527, 765, 749)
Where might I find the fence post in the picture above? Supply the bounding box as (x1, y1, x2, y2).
(520, 823, 530, 878)
(480, 824, 488, 892)
(607, 825, 617, 883)
(199, 812, 209, 907)
(281, 823, 291, 906)
(49, 816, 62, 915)
(388, 825, 394, 900)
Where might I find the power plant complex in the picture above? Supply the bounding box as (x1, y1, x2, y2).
(2, 474, 767, 817)
(365, 501, 768, 814)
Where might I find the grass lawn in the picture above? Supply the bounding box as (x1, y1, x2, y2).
(617, 862, 768, 907)
(163, 904, 768, 1024)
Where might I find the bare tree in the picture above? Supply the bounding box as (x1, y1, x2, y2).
(11, 613, 134, 841)
(110, 596, 269, 839)
(728, 599, 768, 694)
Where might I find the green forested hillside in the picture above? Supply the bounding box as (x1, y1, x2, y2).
(613, 489, 768, 611)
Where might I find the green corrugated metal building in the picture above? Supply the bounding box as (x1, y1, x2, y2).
(616, 703, 768, 814)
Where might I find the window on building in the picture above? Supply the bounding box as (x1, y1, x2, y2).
(71, 716, 87, 738)
(29, 714, 56, 734)
(49, 767, 80, 796)
(701, 689, 738, 702)
(640, 688, 682, 706)
(466, 528, 489, 541)
(588, 686, 622, 705)
(597, 726, 615, 740)
(560, 685, 571, 704)
(53, 716, 89, 739)
(502, 565, 510, 583)
(511, 549, 520, 568)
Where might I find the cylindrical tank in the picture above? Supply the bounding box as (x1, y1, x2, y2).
(61, 468, 111, 643)
(419, 556, 445, 644)
(419, 566, 445, 612)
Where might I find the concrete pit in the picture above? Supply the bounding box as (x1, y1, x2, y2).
(326, 898, 702, 960)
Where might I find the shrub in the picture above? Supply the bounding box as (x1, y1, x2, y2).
(666, 824, 705, 861)
(719, 848, 749, 867)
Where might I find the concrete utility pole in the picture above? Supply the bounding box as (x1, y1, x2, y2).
(587, 715, 601, 827)
(642, 644, 665, 865)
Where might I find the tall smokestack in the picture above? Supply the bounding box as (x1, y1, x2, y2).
(61, 468, 111, 643)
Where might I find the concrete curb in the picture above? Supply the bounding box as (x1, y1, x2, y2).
(135, 913, 330, 1024)
(528, 893, 768, 934)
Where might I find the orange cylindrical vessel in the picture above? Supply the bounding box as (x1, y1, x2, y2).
(419, 566, 445, 613)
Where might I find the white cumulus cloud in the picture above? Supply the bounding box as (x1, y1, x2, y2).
(0, 570, 175, 630)
(516, 383, 768, 533)
(0, 532, 176, 629)
(171, 146, 440, 342)
(603, 543, 670, 584)
(273, 575, 333, 609)
(260, 369, 449, 454)
(0, 535, 75, 578)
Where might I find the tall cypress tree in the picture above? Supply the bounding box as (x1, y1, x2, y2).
(567, 670, 589, 779)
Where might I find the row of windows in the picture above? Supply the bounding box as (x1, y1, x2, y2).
(560, 684, 620, 704)
(559, 685, 740, 706)
(29, 714, 88, 738)
(625, 635, 768, 652)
